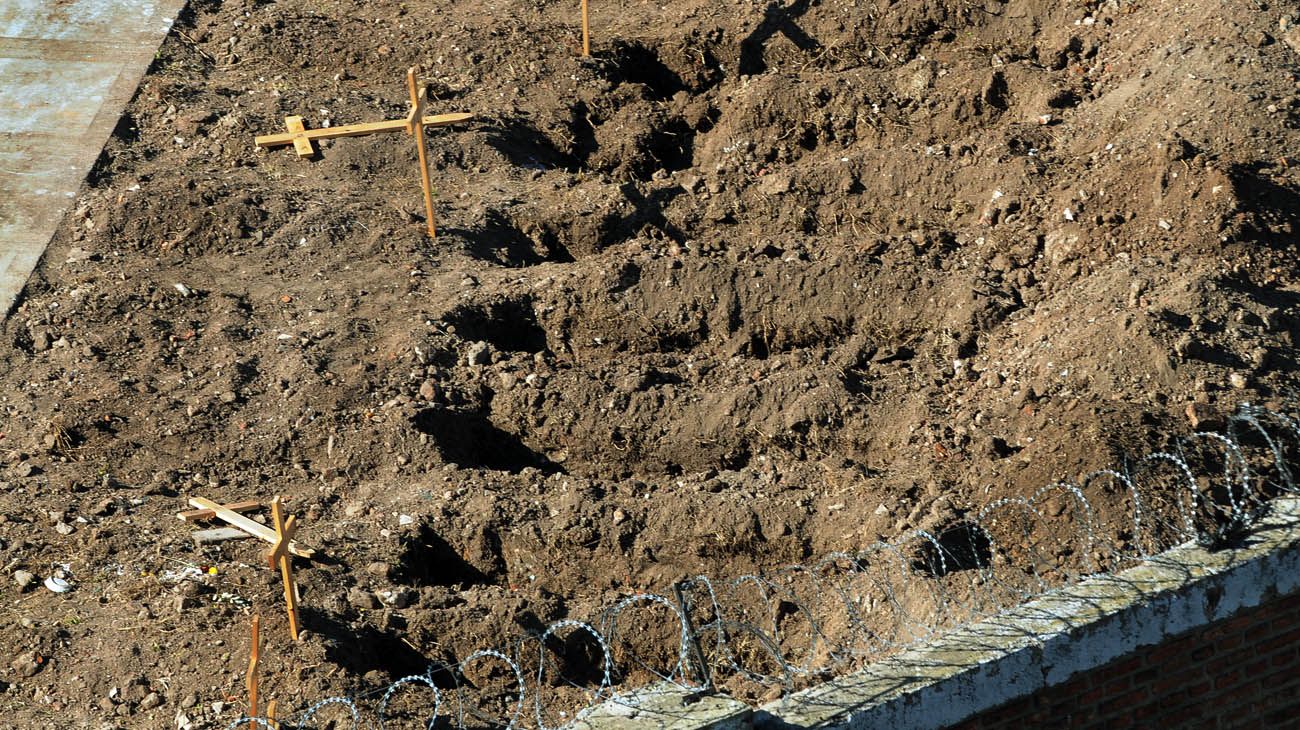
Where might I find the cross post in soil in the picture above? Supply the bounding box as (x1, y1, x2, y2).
(246, 614, 261, 730)
(267, 497, 301, 641)
(405, 66, 438, 237)
(252, 67, 472, 239)
(581, 0, 591, 56)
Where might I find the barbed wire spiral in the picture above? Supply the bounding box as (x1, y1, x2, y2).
(225, 400, 1300, 730)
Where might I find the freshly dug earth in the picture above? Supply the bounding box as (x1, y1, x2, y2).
(3, 0, 1300, 725)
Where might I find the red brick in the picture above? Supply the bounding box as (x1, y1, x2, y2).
(1214, 670, 1244, 691)
(1077, 684, 1107, 706)
(1202, 621, 1240, 641)
(1218, 679, 1262, 707)
(1163, 703, 1207, 726)
(1100, 687, 1148, 717)
(1243, 658, 1270, 677)
(1218, 644, 1263, 671)
(1091, 655, 1142, 683)
(1151, 666, 1206, 696)
(1216, 632, 1245, 652)
(1101, 675, 1132, 697)
(1146, 634, 1199, 665)
(1268, 626, 1300, 648)
(1244, 620, 1275, 643)
(1132, 701, 1161, 722)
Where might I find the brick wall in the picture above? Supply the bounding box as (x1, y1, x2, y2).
(950, 591, 1300, 729)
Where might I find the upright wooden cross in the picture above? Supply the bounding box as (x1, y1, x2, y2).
(253, 67, 472, 238)
(267, 497, 301, 641)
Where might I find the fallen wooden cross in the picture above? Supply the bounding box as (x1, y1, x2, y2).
(253, 66, 472, 238)
(181, 500, 263, 546)
(182, 497, 316, 559)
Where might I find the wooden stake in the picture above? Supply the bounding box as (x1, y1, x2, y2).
(406, 67, 438, 238)
(246, 615, 261, 730)
(581, 0, 591, 56)
(268, 496, 301, 641)
(266, 699, 279, 729)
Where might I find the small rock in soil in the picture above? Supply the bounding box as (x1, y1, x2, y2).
(466, 342, 491, 366)
(10, 652, 41, 677)
(347, 587, 379, 609)
(418, 380, 438, 401)
(381, 587, 415, 608)
(1186, 403, 1223, 431)
(13, 570, 35, 591)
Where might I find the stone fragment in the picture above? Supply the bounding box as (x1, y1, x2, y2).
(1186, 402, 1223, 431)
(466, 342, 490, 366)
(10, 652, 41, 677)
(347, 587, 379, 609)
(13, 570, 35, 591)
(418, 380, 438, 401)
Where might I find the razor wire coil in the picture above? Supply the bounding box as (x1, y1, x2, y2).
(224, 400, 1300, 730)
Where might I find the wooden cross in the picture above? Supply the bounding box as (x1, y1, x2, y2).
(267, 496, 301, 641)
(182, 496, 316, 559)
(253, 66, 472, 238)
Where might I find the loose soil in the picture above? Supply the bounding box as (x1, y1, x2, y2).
(2, 0, 1300, 725)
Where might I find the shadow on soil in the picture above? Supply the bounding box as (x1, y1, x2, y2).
(397, 523, 494, 588)
(739, 0, 823, 75)
(411, 408, 560, 474)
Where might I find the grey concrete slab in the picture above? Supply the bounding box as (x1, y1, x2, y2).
(0, 0, 187, 317)
(573, 683, 753, 730)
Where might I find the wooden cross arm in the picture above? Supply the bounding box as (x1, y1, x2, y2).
(254, 112, 474, 149)
(177, 500, 262, 522)
(187, 497, 317, 559)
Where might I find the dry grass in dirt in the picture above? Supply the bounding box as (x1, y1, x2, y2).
(2, 0, 1300, 725)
